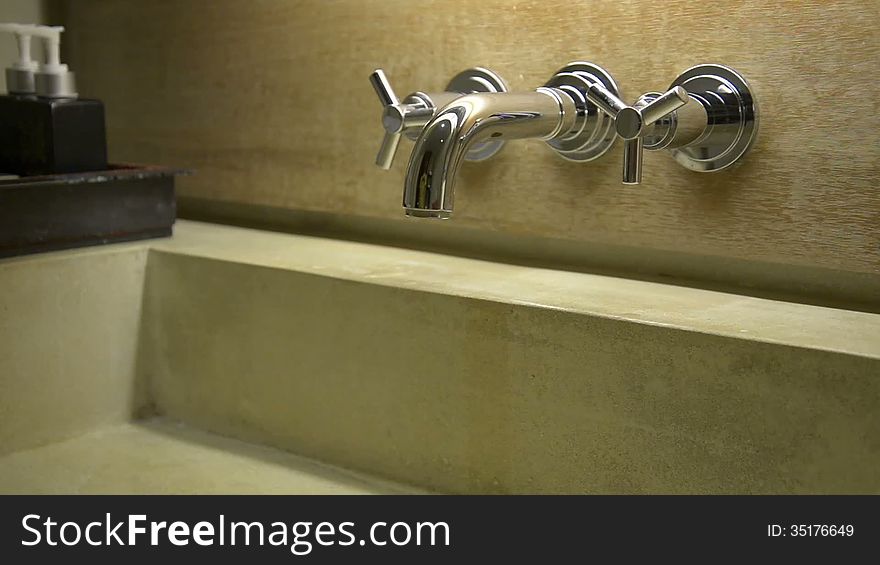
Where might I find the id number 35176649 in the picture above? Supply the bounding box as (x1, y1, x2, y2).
(767, 525, 854, 537)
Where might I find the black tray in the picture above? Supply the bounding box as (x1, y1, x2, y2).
(0, 163, 186, 258)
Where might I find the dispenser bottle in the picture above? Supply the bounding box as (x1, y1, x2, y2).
(0, 23, 106, 176)
(0, 23, 38, 95)
(31, 25, 77, 99)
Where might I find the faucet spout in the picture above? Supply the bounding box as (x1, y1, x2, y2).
(403, 90, 571, 219)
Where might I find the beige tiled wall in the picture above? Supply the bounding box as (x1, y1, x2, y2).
(58, 1, 880, 296)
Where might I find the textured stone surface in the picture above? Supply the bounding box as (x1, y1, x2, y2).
(0, 244, 151, 455)
(0, 419, 410, 494)
(143, 223, 880, 494)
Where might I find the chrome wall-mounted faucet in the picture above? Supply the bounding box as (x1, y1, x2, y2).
(586, 64, 758, 184)
(370, 62, 757, 218)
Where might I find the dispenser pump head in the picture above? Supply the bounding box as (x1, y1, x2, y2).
(30, 24, 77, 99)
(0, 23, 39, 94)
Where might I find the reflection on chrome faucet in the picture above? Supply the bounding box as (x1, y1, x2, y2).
(401, 62, 620, 219)
(404, 91, 574, 218)
(369, 67, 510, 171)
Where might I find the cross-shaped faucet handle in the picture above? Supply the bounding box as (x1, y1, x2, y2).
(586, 83, 690, 184)
(369, 69, 433, 169)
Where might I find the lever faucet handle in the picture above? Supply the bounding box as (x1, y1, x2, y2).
(370, 69, 403, 169)
(370, 68, 399, 107)
(638, 87, 689, 129)
(586, 83, 689, 184)
(369, 69, 433, 170)
(584, 81, 628, 118)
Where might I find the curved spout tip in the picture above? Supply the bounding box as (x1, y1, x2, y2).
(405, 208, 451, 219)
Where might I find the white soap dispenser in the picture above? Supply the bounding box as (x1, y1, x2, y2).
(0, 23, 38, 95)
(30, 24, 77, 99)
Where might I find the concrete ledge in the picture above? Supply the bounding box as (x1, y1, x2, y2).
(142, 222, 880, 493)
(152, 222, 880, 360)
(179, 199, 880, 313)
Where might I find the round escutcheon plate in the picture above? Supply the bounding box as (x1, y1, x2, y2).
(668, 64, 758, 172)
(544, 61, 621, 162)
